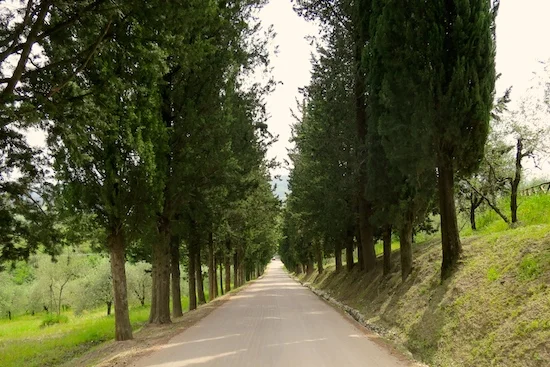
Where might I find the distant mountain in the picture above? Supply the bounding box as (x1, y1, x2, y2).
(271, 175, 289, 200)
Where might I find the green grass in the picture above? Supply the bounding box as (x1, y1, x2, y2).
(461, 194, 550, 236)
(40, 313, 69, 328)
(0, 298, 190, 367)
(374, 240, 401, 256)
(0, 261, 241, 367)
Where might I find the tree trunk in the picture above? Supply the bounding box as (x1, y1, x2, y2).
(359, 200, 376, 272)
(353, 18, 376, 273)
(239, 251, 245, 286)
(383, 226, 392, 276)
(224, 238, 231, 293)
(335, 241, 342, 272)
(196, 244, 206, 305)
(208, 230, 216, 301)
(346, 227, 354, 271)
(511, 138, 522, 224)
(188, 240, 197, 311)
(170, 236, 183, 318)
(316, 242, 323, 274)
(295, 264, 303, 274)
(469, 196, 483, 231)
(438, 158, 462, 280)
(57, 284, 64, 316)
(107, 301, 112, 316)
(399, 217, 413, 281)
(356, 221, 364, 271)
(150, 70, 176, 324)
(149, 220, 172, 324)
(470, 195, 477, 231)
(213, 255, 218, 298)
(108, 229, 133, 340)
(233, 251, 239, 288)
(306, 259, 314, 275)
(467, 179, 510, 224)
(219, 256, 224, 295)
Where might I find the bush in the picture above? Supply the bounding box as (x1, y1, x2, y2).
(40, 314, 69, 328)
(518, 254, 542, 281)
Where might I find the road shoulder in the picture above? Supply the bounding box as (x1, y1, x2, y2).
(64, 286, 252, 367)
(291, 274, 427, 367)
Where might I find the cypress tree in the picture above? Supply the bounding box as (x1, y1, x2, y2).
(371, 0, 496, 279)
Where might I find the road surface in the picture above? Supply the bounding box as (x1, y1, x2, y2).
(132, 260, 409, 367)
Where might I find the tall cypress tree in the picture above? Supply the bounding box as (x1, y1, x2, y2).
(45, 11, 167, 340)
(365, 0, 437, 281)
(371, 0, 496, 279)
(147, 0, 271, 323)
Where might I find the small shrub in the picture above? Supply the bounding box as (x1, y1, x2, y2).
(518, 255, 542, 281)
(486, 266, 500, 282)
(40, 314, 69, 328)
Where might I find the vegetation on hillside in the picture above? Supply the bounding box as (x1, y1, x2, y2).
(296, 194, 550, 367)
(0, 305, 152, 367)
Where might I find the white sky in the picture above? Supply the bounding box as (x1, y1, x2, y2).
(495, 0, 550, 95)
(257, 1, 318, 176)
(260, 0, 550, 177)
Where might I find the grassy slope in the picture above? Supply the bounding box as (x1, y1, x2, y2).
(0, 298, 189, 367)
(300, 194, 550, 367)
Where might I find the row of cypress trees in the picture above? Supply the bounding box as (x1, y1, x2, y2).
(0, 0, 279, 341)
(281, 0, 497, 281)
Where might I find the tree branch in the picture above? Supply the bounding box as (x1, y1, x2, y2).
(1, 0, 51, 101)
(465, 179, 510, 224)
(0, 0, 109, 64)
(47, 19, 113, 98)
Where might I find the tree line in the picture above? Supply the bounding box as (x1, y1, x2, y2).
(0, 253, 152, 321)
(280, 0, 531, 281)
(0, 0, 279, 341)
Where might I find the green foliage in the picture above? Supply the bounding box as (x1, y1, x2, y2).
(0, 253, 159, 320)
(461, 194, 550, 236)
(486, 266, 500, 282)
(368, 0, 497, 277)
(0, 305, 152, 367)
(70, 258, 113, 314)
(0, 272, 28, 319)
(0, 0, 128, 268)
(281, 25, 357, 269)
(40, 314, 69, 328)
(1, 0, 283, 344)
(518, 255, 542, 281)
(31, 253, 82, 316)
(126, 262, 152, 307)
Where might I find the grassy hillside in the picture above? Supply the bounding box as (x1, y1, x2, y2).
(0, 305, 150, 367)
(0, 298, 192, 367)
(298, 194, 550, 367)
(0, 265, 239, 367)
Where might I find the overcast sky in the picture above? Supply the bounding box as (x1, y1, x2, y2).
(260, 0, 550, 177)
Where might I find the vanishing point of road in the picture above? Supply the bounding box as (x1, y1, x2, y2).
(132, 260, 411, 367)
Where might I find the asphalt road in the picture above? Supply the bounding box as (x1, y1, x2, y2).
(132, 260, 409, 367)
